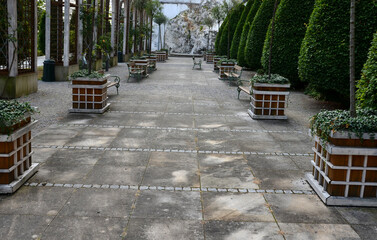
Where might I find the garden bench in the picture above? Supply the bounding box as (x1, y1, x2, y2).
(237, 79, 252, 99)
(107, 76, 120, 95)
(127, 62, 145, 82)
(224, 65, 243, 83)
(192, 57, 202, 69)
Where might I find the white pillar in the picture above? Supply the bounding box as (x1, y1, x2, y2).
(111, 0, 116, 57)
(7, 0, 17, 77)
(78, 0, 83, 61)
(63, 0, 70, 67)
(45, 0, 51, 60)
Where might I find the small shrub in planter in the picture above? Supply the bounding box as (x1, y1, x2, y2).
(213, 55, 227, 71)
(307, 108, 377, 206)
(69, 70, 111, 113)
(0, 100, 39, 193)
(248, 74, 290, 119)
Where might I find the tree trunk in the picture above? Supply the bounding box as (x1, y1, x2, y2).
(88, 1, 96, 75)
(149, 15, 153, 53)
(158, 24, 161, 50)
(268, 0, 279, 80)
(350, 0, 356, 117)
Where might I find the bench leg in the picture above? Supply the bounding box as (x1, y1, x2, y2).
(237, 87, 241, 99)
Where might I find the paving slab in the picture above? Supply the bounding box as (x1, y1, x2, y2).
(126, 219, 204, 240)
(41, 215, 125, 240)
(204, 221, 283, 240)
(265, 194, 346, 224)
(82, 165, 146, 185)
(59, 188, 136, 218)
(279, 223, 360, 240)
(132, 191, 202, 220)
(0, 214, 51, 239)
(202, 192, 274, 222)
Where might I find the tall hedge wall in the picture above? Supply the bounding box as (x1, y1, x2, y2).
(357, 33, 377, 110)
(261, 0, 314, 87)
(215, 16, 228, 54)
(237, 0, 262, 67)
(218, 3, 245, 56)
(244, 0, 277, 70)
(230, 0, 254, 59)
(298, 0, 377, 101)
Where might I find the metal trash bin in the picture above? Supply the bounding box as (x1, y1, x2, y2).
(118, 51, 123, 63)
(42, 59, 55, 82)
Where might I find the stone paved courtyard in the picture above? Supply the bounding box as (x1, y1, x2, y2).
(1, 57, 376, 239)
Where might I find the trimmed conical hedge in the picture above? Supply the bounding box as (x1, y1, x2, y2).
(261, 0, 314, 87)
(230, 0, 254, 59)
(298, 0, 377, 101)
(245, 0, 277, 70)
(218, 3, 245, 56)
(215, 16, 228, 54)
(357, 32, 377, 110)
(237, 0, 262, 67)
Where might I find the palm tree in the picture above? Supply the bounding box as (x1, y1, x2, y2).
(154, 12, 167, 50)
(203, 17, 214, 50)
(146, 0, 162, 53)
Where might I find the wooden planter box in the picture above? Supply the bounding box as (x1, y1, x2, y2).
(155, 52, 166, 62)
(218, 62, 235, 79)
(248, 83, 290, 120)
(0, 116, 39, 193)
(131, 59, 149, 76)
(146, 56, 157, 72)
(306, 132, 377, 206)
(206, 53, 215, 63)
(213, 57, 221, 71)
(203, 52, 207, 61)
(69, 74, 111, 113)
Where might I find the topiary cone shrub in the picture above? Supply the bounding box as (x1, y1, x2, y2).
(245, 0, 278, 70)
(298, 0, 377, 102)
(357, 32, 377, 110)
(215, 16, 228, 54)
(218, 3, 244, 57)
(237, 0, 262, 67)
(261, 0, 314, 87)
(230, 0, 254, 60)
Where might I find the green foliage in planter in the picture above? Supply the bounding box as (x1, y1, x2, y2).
(230, 0, 254, 59)
(245, 0, 277, 70)
(251, 74, 289, 84)
(0, 100, 35, 132)
(215, 16, 228, 54)
(310, 108, 377, 143)
(237, 0, 262, 67)
(218, 3, 245, 56)
(298, 0, 377, 102)
(261, 0, 314, 87)
(357, 32, 377, 110)
(214, 55, 227, 58)
(69, 70, 105, 79)
(218, 58, 237, 65)
(160, 48, 168, 53)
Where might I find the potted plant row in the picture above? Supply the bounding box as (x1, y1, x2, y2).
(307, 108, 377, 206)
(0, 100, 39, 193)
(69, 70, 111, 113)
(248, 74, 290, 120)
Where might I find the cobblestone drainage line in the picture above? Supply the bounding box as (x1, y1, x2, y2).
(109, 100, 239, 107)
(24, 182, 314, 195)
(56, 124, 305, 134)
(32, 145, 314, 157)
(108, 110, 246, 117)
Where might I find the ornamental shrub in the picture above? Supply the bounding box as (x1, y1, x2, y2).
(215, 16, 228, 54)
(244, 0, 277, 70)
(251, 74, 289, 84)
(357, 33, 377, 110)
(298, 0, 377, 102)
(261, 0, 314, 87)
(218, 3, 245, 56)
(237, 0, 262, 67)
(230, 0, 254, 59)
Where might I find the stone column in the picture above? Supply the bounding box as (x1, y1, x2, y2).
(7, 0, 17, 77)
(45, 0, 51, 60)
(63, 0, 70, 67)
